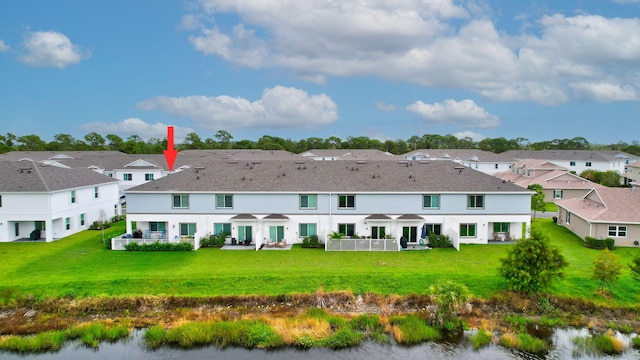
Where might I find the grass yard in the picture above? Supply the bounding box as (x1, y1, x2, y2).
(0, 219, 638, 306)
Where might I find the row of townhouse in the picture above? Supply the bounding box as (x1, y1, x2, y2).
(122, 159, 533, 250)
(0, 160, 120, 242)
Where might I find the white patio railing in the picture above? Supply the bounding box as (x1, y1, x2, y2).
(326, 238, 399, 251)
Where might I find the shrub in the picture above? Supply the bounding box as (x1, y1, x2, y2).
(429, 233, 452, 248)
(470, 329, 492, 350)
(552, 216, 558, 223)
(585, 236, 615, 250)
(302, 237, 310, 247)
(124, 241, 193, 251)
(89, 220, 111, 230)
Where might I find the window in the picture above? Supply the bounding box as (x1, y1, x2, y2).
(80, 213, 85, 226)
(145, 173, 154, 181)
(338, 223, 355, 237)
(94, 187, 99, 199)
(269, 226, 285, 241)
(423, 194, 440, 209)
(585, 162, 592, 167)
(14, 223, 19, 237)
(179, 223, 197, 237)
(570, 161, 576, 166)
(150, 222, 166, 232)
(65, 217, 71, 230)
(35, 221, 46, 231)
(70, 190, 76, 204)
(608, 226, 627, 237)
(172, 194, 189, 208)
(425, 224, 441, 235)
(238, 226, 252, 242)
(402, 226, 418, 242)
(566, 211, 571, 224)
(553, 190, 564, 199)
(493, 222, 510, 233)
(467, 195, 484, 209)
(214, 223, 231, 236)
(0, 195, 2, 207)
(338, 195, 355, 209)
(460, 223, 477, 237)
(216, 194, 233, 208)
(299, 223, 317, 237)
(371, 226, 386, 239)
(495, 164, 499, 169)
(300, 194, 317, 209)
(123, 173, 132, 181)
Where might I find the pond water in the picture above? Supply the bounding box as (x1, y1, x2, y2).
(2, 328, 639, 360)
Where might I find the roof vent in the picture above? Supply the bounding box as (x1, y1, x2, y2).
(356, 160, 367, 164)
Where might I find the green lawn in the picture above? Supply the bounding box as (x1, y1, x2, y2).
(1, 219, 638, 306)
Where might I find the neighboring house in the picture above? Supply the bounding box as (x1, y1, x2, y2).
(299, 149, 397, 161)
(625, 161, 640, 184)
(123, 159, 532, 251)
(503, 150, 640, 181)
(494, 159, 602, 202)
(0, 160, 120, 242)
(556, 187, 640, 247)
(401, 149, 514, 174)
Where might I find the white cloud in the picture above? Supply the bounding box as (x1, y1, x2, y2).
(0, 40, 10, 52)
(454, 131, 485, 142)
(19, 31, 90, 68)
(375, 101, 396, 112)
(406, 99, 500, 129)
(185, 1, 640, 105)
(79, 118, 194, 142)
(137, 86, 338, 131)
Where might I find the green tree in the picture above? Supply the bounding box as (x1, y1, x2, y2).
(17, 134, 47, 151)
(592, 249, 622, 295)
(499, 228, 568, 293)
(527, 184, 546, 218)
(84, 132, 106, 149)
(214, 130, 233, 149)
(630, 254, 640, 280)
(428, 280, 471, 328)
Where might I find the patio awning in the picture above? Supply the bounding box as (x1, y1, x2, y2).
(397, 214, 424, 221)
(263, 214, 289, 220)
(365, 214, 392, 221)
(230, 214, 257, 220)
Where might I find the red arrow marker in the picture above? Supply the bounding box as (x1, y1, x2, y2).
(163, 126, 178, 172)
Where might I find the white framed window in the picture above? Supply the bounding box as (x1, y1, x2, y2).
(216, 194, 233, 208)
(423, 194, 440, 209)
(70, 190, 76, 204)
(0, 195, 2, 207)
(460, 223, 477, 237)
(214, 223, 231, 236)
(65, 217, 71, 230)
(585, 162, 592, 167)
(338, 223, 355, 237)
(179, 223, 197, 237)
(145, 173, 154, 181)
(172, 194, 189, 208)
(94, 187, 99, 199)
(300, 194, 317, 209)
(150, 222, 166, 232)
(338, 194, 355, 209)
(570, 161, 576, 166)
(123, 173, 132, 181)
(467, 195, 484, 209)
(566, 211, 571, 224)
(493, 222, 510, 232)
(299, 223, 317, 237)
(14, 223, 19, 237)
(35, 221, 46, 231)
(269, 226, 285, 241)
(80, 213, 85, 226)
(608, 226, 627, 237)
(371, 226, 386, 239)
(553, 190, 564, 199)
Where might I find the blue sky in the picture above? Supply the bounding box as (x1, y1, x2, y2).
(1, 0, 639, 145)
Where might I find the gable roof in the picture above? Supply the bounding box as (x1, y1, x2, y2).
(127, 159, 530, 194)
(494, 168, 602, 190)
(0, 160, 119, 192)
(504, 150, 640, 163)
(402, 149, 514, 162)
(556, 187, 640, 223)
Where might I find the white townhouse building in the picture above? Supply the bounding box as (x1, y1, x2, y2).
(503, 150, 640, 180)
(401, 149, 514, 175)
(124, 159, 533, 251)
(0, 160, 120, 242)
(300, 149, 398, 161)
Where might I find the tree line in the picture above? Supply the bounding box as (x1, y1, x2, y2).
(1, 131, 639, 156)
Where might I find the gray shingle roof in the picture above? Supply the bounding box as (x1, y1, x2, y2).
(503, 150, 640, 162)
(0, 160, 119, 192)
(127, 159, 529, 193)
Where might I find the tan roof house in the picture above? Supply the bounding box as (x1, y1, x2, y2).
(494, 159, 602, 202)
(625, 161, 640, 184)
(556, 187, 640, 247)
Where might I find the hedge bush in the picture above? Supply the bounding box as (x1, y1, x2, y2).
(429, 233, 452, 248)
(124, 241, 193, 251)
(584, 236, 615, 250)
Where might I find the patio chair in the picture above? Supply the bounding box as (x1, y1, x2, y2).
(504, 232, 511, 241)
(276, 240, 286, 248)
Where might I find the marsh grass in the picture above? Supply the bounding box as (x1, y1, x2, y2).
(470, 329, 493, 350)
(573, 329, 627, 355)
(499, 332, 549, 353)
(389, 314, 441, 345)
(0, 322, 129, 352)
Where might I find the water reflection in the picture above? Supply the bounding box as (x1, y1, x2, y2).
(1, 329, 639, 360)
